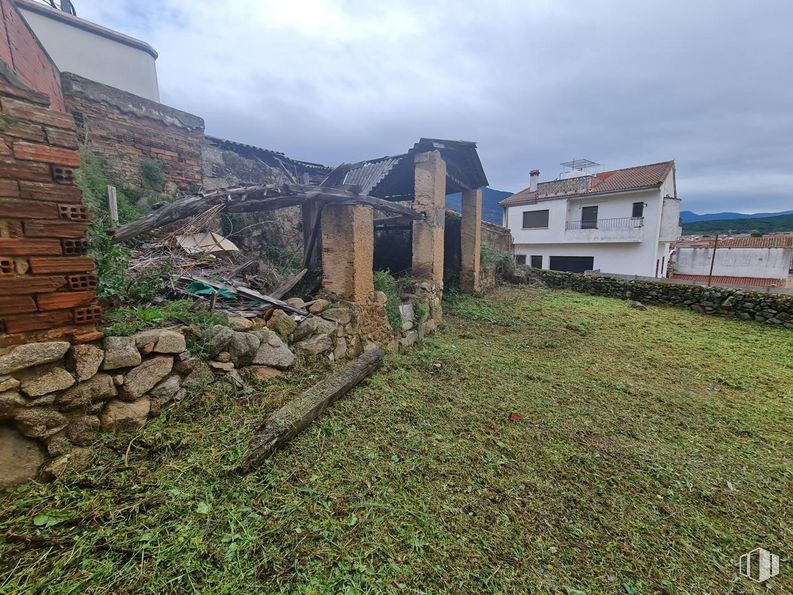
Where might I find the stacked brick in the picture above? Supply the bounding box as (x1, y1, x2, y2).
(0, 70, 100, 347)
(61, 73, 204, 192)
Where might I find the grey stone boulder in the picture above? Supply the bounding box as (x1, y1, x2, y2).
(245, 366, 283, 383)
(149, 375, 182, 406)
(20, 367, 75, 398)
(227, 331, 260, 367)
(0, 390, 26, 421)
(182, 361, 214, 388)
(296, 333, 333, 355)
(226, 316, 254, 331)
(0, 426, 46, 488)
(334, 337, 348, 360)
(209, 360, 235, 372)
(132, 329, 186, 354)
(102, 337, 142, 370)
(57, 374, 117, 411)
(38, 448, 92, 482)
(308, 299, 330, 314)
(69, 344, 104, 381)
(66, 415, 101, 446)
(15, 408, 68, 439)
(267, 309, 298, 338)
(0, 375, 20, 393)
(321, 307, 353, 325)
(398, 303, 415, 331)
(0, 341, 70, 375)
(100, 398, 151, 431)
(210, 325, 235, 357)
(45, 432, 73, 457)
(121, 356, 174, 400)
(251, 330, 296, 369)
(293, 316, 337, 342)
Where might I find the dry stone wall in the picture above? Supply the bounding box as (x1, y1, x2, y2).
(1, 289, 440, 487)
(520, 268, 793, 328)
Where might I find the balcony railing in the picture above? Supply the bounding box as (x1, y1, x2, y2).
(565, 216, 644, 231)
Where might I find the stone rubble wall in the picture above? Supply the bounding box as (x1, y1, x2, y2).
(0, 290, 441, 487)
(518, 268, 793, 328)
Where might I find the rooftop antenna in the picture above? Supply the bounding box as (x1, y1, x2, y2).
(560, 159, 599, 173)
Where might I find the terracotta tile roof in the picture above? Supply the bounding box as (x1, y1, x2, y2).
(499, 160, 674, 207)
(670, 274, 787, 288)
(676, 235, 793, 249)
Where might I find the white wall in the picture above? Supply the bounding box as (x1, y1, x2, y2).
(506, 168, 678, 277)
(18, 3, 160, 101)
(675, 247, 792, 279)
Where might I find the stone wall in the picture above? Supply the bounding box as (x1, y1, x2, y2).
(520, 268, 793, 328)
(0, 288, 440, 487)
(61, 72, 204, 192)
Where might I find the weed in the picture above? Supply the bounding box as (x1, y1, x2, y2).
(373, 269, 405, 330)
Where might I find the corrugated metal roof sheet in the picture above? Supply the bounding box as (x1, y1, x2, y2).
(342, 156, 403, 194)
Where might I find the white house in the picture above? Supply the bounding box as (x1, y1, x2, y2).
(671, 235, 793, 288)
(500, 160, 681, 277)
(15, 0, 160, 101)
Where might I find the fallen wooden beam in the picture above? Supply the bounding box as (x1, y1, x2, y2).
(237, 347, 385, 472)
(269, 268, 307, 300)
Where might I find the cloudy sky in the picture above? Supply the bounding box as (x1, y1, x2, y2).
(77, 0, 793, 213)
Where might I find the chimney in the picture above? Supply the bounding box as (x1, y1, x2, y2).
(529, 169, 540, 192)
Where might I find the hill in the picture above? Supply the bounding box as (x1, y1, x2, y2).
(681, 209, 793, 223)
(682, 212, 793, 234)
(446, 187, 511, 225)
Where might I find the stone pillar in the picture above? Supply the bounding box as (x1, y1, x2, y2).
(411, 150, 446, 282)
(460, 187, 482, 292)
(321, 204, 374, 302)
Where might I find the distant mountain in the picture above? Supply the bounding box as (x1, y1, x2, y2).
(682, 213, 793, 234)
(680, 209, 793, 223)
(446, 187, 512, 225)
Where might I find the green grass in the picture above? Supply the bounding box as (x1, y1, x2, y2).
(2, 287, 792, 593)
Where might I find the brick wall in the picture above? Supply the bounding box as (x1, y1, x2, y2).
(62, 72, 204, 192)
(0, 0, 63, 111)
(0, 71, 100, 346)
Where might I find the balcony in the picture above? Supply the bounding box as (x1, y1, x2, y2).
(564, 216, 645, 243)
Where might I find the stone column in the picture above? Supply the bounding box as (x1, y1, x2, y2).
(321, 204, 374, 302)
(460, 187, 482, 293)
(411, 150, 446, 282)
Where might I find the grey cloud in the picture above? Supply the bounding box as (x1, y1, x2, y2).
(77, 0, 793, 212)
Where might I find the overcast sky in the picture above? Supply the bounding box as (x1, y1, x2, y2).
(77, 0, 793, 213)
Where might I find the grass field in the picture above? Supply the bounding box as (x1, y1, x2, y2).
(1, 287, 792, 594)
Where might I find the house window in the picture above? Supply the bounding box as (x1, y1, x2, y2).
(632, 202, 645, 218)
(515, 255, 526, 265)
(530, 255, 542, 268)
(581, 206, 598, 229)
(522, 209, 549, 229)
(549, 256, 594, 273)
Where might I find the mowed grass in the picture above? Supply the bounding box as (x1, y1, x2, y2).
(1, 287, 792, 594)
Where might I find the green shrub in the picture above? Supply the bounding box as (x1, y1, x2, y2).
(374, 269, 408, 331)
(140, 158, 165, 191)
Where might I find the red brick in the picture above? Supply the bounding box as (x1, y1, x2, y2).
(3, 310, 73, 334)
(13, 142, 81, 167)
(0, 179, 20, 196)
(0, 198, 59, 219)
(0, 275, 66, 294)
(45, 127, 79, 149)
(29, 256, 94, 274)
(0, 295, 37, 315)
(0, 158, 54, 182)
(1, 98, 75, 130)
(0, 238, 62, 255)
(19, 181, 83, 202)
(0, 115, 46, 142)
(36, 291, 96, 311)
(23, 220, 88, 238)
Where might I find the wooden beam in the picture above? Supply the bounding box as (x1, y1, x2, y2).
(237, 347, 384, 472)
